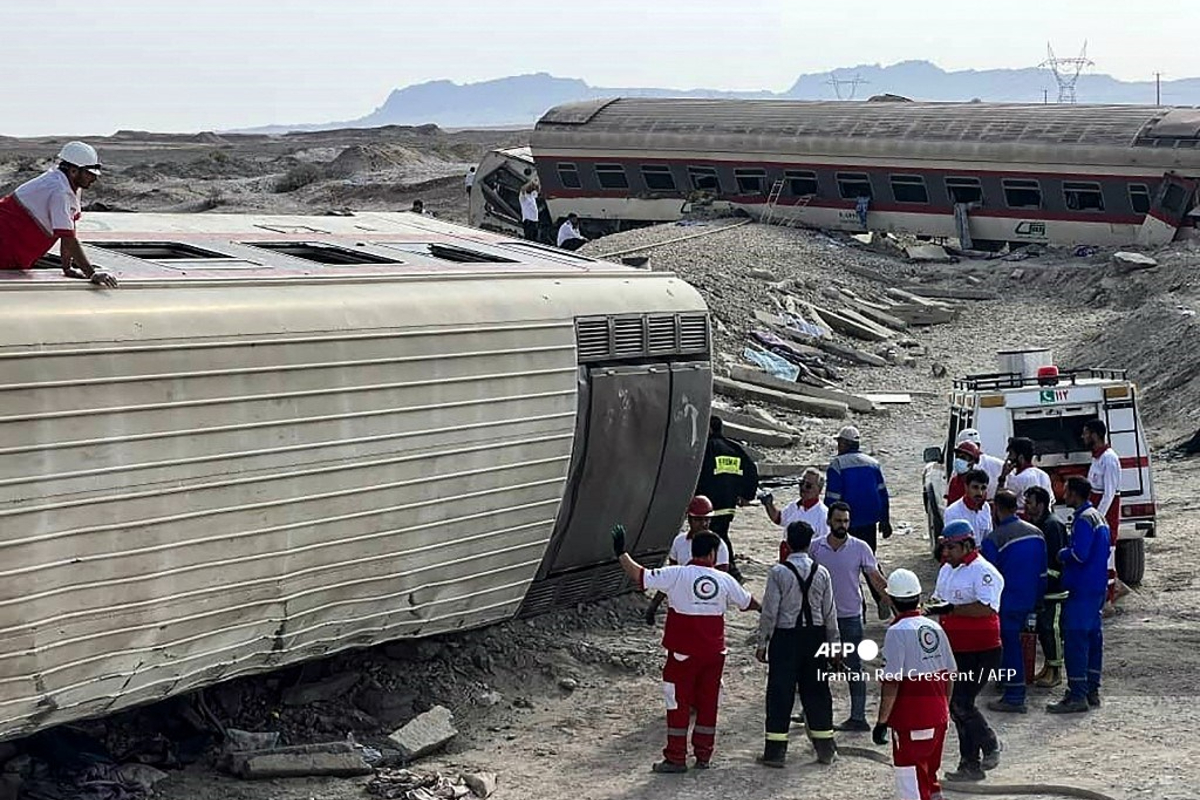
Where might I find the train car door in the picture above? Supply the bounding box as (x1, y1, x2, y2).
(1136, 173, 1198, 245)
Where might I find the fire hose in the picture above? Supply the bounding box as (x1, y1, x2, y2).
(835, 745, 1120, 800)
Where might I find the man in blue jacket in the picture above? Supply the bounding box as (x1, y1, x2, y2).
(825, 426, 892, 618)
(1047, 476, 1111, 714)
(981, 490, 1046, 713)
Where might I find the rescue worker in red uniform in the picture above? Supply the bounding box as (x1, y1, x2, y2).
(0, 142, 118, 287)
(612, 524, 760, 772)
(875, 568, 956, 800)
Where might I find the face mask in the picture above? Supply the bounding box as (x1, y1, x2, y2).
(953, 457, 970, 475)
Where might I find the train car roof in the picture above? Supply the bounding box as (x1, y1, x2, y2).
(537, 97, 1200, 151)
(1, 211, 639, 285)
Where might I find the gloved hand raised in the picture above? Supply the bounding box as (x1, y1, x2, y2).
(610, 524, 627, 557)
(872, 722, 889, 746)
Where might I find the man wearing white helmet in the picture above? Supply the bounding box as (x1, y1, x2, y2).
(0, 142, 117, 287)
(875, 568, 956, 800)
(955, 429, 1003, 499)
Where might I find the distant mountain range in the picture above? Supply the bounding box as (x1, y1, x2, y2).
(238, 61, 1200, 134)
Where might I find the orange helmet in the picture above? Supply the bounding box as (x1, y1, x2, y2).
(687, 495, 715, 518)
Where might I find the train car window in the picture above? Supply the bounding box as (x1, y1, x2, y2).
(836, 173, 872, 200)
(1129, 184, 1152, 214)
(1162, 182, 1189, 215)
(557, 163, 582, 189)
(785, 170, 818, 196)
(890, 174, 929, 204)
(734, 168, 767, 195)
(641, 165, 677, 191)
(91, 242, 233, 260)
(595, 164, 629, 190)
(688, 166, 720, 192)
(1002, 179, 1042, 209)
(244, 242, 401, 265)
(946, 177, 983, 204)
(1063, 181, 1104, 212)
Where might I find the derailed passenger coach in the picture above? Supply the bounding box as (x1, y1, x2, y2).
(488, 98, 1200, 248)
(0, 211, 711, 740)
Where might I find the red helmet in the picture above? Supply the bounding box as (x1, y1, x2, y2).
(687, 495, 715, 518)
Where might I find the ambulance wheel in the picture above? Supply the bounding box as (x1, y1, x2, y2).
(1116, 539, 1145, 586)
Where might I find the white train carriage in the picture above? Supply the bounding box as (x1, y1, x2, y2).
(0, 211, 711, 740)
(521, 98, 1200, 248)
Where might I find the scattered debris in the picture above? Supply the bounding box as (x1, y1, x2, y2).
(368, 768, 471, 800)
(282, 671, 361, 707)
(728, 366, 875, 414)
(222, 740, 373, 779)
(388, 705, 458, 761)
(719, 417, 798, 448)
(1113, 251, 1158, 271)
(462, 772, 498, 798)
(743, 347, 800, 382)
(859, 393, 913, 405)
(713, 376, 849, 419)
(904, 243, 954, 263)
(557, 677, 579, 692)
(712, 405, 799, 436)
(749, 268, 780, 281)
(907, 286, 998, 301)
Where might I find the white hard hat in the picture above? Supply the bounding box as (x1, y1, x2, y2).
(955, 428, 981, 447)
(886, 568, 922, 599)
(57, 141, 102, 175)
(835, 425, 860, 443)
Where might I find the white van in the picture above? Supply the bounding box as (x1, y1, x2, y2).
(922, 349, 1156, 585)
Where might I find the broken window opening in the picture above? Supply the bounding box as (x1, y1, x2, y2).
(946, 177, 984, 205)
(1162, 182, 1189, 215)
(688, 166, 720, 192)
(243, 242, 402, 265)
(1002, 179, 1042, 210)
(1063, 181, 1105, 212)
(595, 164, 629, 190)
(734, 168, 767, 195)
(90, 242, 233, 260)
(890, 174, 929, 204)
(381, 243, 519, 264)
(1129, 184, 1152, 214)
(836, 173, 873, 201)
(640, 165, 677, 192)
(557, 163, 582, 189)
(785, 170, 819, 196)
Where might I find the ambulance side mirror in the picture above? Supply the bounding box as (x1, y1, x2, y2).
(923, 446, 943, 465)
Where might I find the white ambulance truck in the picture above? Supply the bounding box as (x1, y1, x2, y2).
(922, 349, 1156, 584)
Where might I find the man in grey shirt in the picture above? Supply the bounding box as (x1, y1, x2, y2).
(756, 520, 840, 767)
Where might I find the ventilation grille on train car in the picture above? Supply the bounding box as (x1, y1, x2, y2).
(574, 313, 709, 363)
(518, 560, 647, 619)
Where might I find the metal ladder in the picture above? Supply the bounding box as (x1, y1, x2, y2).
(763, 179, 814, 228)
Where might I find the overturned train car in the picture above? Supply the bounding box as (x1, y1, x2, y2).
(482, 98, 1200, 248)
(0, 212, 711, 740)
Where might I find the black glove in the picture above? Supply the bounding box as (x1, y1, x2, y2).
(610, 524, 627, 557)
(925, 602, 954, 616)
(872, 722, 889, 746)
(880, 521, 894, 540)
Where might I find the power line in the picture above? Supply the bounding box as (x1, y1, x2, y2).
(1038, 41, 1094, 103)
(827, 73, 869, 101)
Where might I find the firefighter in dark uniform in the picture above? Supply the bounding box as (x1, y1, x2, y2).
(1025, 485, 1068, 688)
(697, 416, 759, 583)
(756, 520, 840, 767)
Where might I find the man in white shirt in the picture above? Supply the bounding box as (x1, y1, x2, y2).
(645, 496, 730, 625)
(943, 469, 993, 540)
(956, 429, 1004, 499)
(997, 437, 1052, 515)
(464, 166, 475, 196)
(762, 468, 828, 559)
(0, 141, 117, 287)
(1082, 418, 1127, 608)
(519, 180, 540, 241)
(556, 213, 587, 251)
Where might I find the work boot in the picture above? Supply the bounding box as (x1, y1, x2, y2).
(1087, 691, 1101, 708)
(813, 738, 837, 765)
(1035, 666, 1062, 689)
(981, 742, 1001, 771)
(835, 717, 871, 732)
(757, 740, 787, 768)
(987, 698, 1027, 714)
(1031, 664, 1049, 683)
(651, 760, 687, 774)
(944, 762, 985, 782)
(1046, 694, 1090, 714)
(693, 760, 711, 770)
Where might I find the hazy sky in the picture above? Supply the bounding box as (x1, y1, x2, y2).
(1, 1, 1193, 136)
